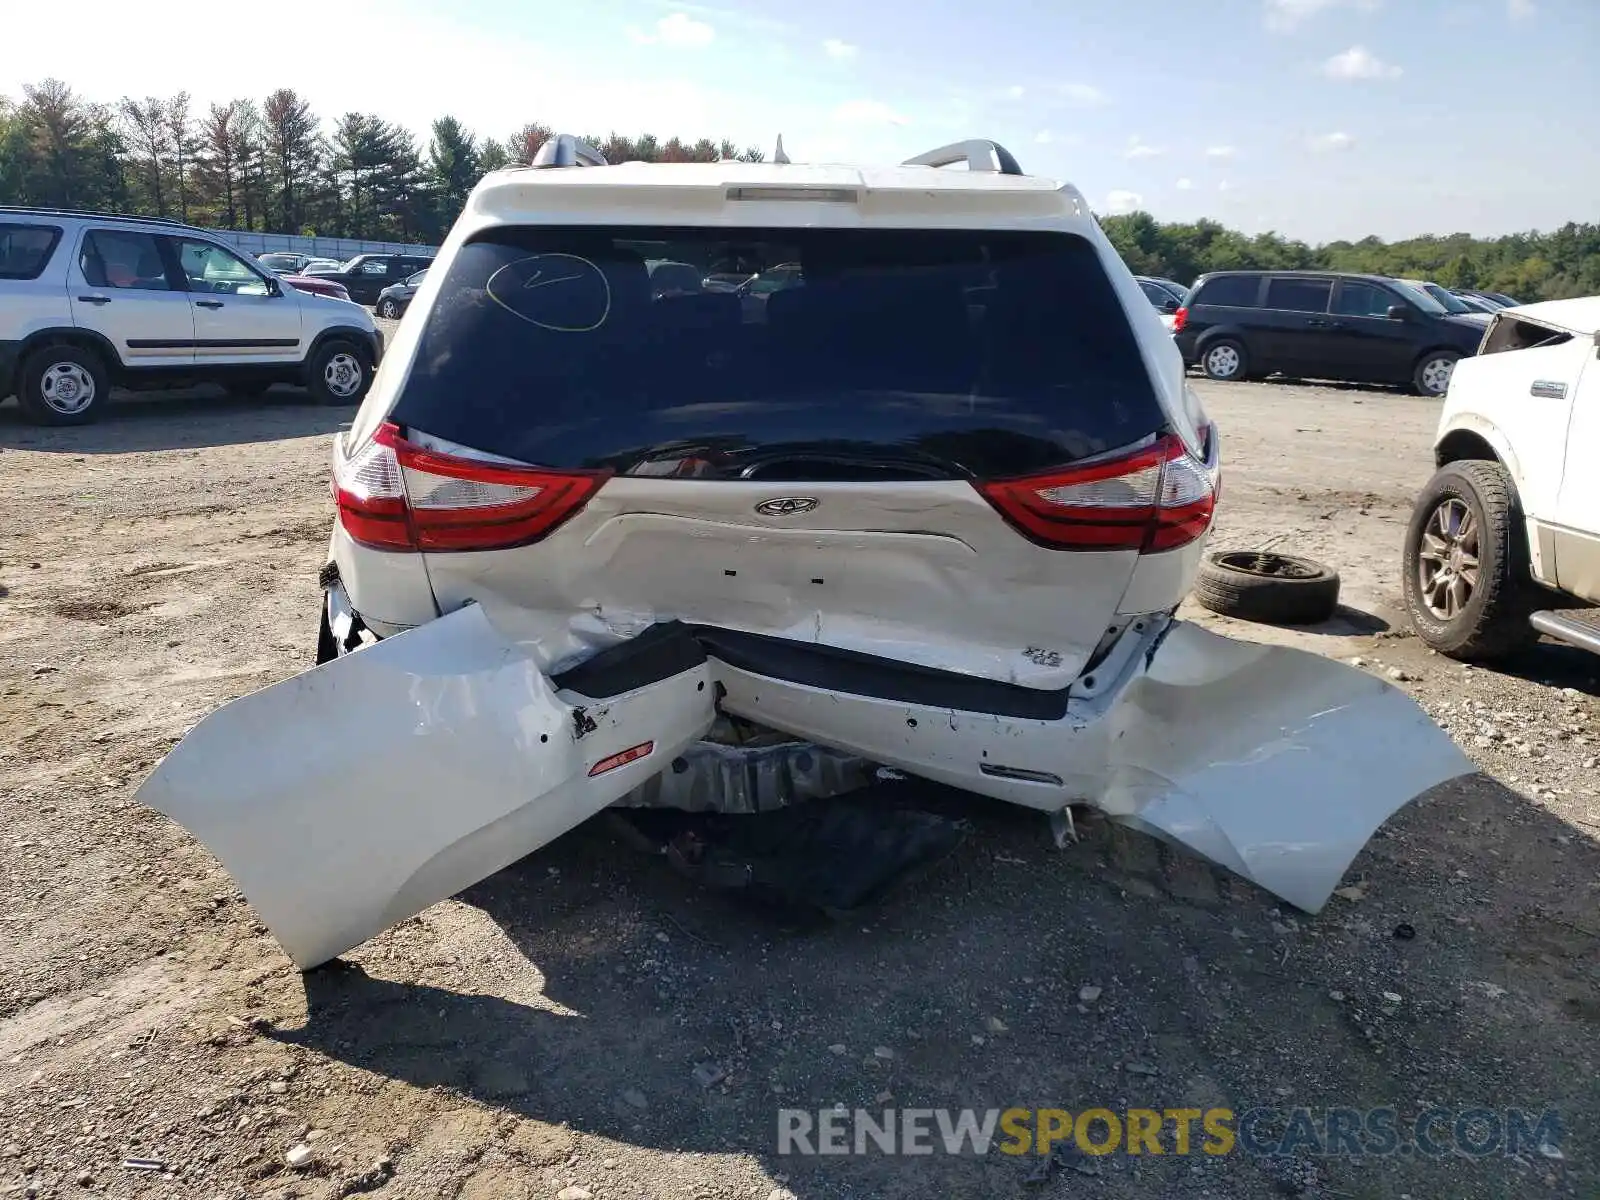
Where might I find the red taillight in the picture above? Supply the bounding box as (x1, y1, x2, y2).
(976, 434, 1215, 553)
(1172, 306, 1188, 333)
(334, 422, 611, 553)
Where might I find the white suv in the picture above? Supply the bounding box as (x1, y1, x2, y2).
(0, 209, 382, 424)
(1403, 297, 1600, 659)
(136, 138, 1470, 970)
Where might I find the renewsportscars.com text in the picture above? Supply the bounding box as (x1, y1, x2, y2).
(777, 1106, 1564, 1160)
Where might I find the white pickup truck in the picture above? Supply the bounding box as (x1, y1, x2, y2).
(1402, 297, 1600, 659)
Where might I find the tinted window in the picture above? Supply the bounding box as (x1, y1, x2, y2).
(1414, 282, 1473, 314)
(390, 226, 1165, 480)
(173, 238, 271, 296)
(1333, 281, 1398, 318)
(1193, 275, 1259, 307)
(0, 223, 61, 280)
(1265, 278, 1332, 313)
(359, 259, 390, 276)
(1389, 280, 1449, 315)
(1139, 281, 1172, 306)
(80, 230, 171, 291)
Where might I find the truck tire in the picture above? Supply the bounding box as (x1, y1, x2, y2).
(17, 344, 110, 426)
(1193, 550, 1341, 625)
(1402, 460, 1538, 661)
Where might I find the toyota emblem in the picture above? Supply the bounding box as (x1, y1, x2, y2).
(755, 496, 820, 517)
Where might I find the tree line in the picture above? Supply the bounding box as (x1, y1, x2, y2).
(0, 79, 764, 244)
(1, 78, 1594, 300)
(1099, 211, 1600, 303)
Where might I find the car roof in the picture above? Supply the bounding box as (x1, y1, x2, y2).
(1197, 269, 1398, 283)
(0, 206, 218, 238)
(465, 158, 1088, 234)
(1498, 296, 1600, 336)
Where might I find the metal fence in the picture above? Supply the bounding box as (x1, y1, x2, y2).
(207, 229, 440, 260)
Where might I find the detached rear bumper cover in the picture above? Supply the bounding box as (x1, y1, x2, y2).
(137, 605, 716, 968)
(136, 607, 1471, 968)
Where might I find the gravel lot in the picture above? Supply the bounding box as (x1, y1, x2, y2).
(0, 356, 1596, 1200)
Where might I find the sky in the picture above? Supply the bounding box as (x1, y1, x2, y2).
(4, 0, 1598, 243)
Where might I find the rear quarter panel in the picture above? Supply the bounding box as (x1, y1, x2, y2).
(0, 224, 75, 348)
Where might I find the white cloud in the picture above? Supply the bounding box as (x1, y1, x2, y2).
(1307, 130, 1356, 152)
(832, 99, 908, 126)
(1205, 145, 1237, 161)
(1264, 0, 1380, 33)
(1105, 190, 1144, 215)
(823, 38, 858, 60)
(1003, 85, 1026, 100)
(1322, 45, 1402, 80)
(640, 0, 793, 36)
(1507, 0, 1534, 17)
(628, 12, 716, 47)
(1218, 180, 1233, 192)
(1124, 135, 1163, 160)
(1056, 82, 1110, 107)
(1176, 177, 1194, 190)
(1035, 130, 1053, 144)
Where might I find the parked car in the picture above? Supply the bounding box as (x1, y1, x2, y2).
(0, 207, 382, 423)
(1136, 275, 1187, 332)
(134, 136, 1468, 971)
(298, 258, 344, 275)
(309, 253, 435, 305)
(282, 274, 354, 303)
(374, 269, 426, 319)
(1174, 270, 1488, 396)
(1397, 279, 1493, 325)
(1478, 290, 1523, 308)
(257, 251, 312, 276)
(1445, 291, 1502, 314)
(1136, 276, 1188, 304)
(1401, 296, 1600, 661)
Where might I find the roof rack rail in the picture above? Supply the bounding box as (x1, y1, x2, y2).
(902, 139, 1024, 176)
(528, 134, 608, 169)
(0, 205, 194, 227)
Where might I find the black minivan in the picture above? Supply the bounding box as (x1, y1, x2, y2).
(1172, 271, 1488, 396)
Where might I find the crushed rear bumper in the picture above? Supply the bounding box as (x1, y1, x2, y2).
(136, 602, 1472, 968)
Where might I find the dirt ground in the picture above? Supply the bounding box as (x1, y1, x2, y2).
(0, 361, 1596, 1200)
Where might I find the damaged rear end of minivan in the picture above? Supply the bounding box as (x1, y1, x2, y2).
(136, 163, 1474, 969)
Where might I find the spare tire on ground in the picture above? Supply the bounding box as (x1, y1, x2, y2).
(1192, 550, 1341, 626)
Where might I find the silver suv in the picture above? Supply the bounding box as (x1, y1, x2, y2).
(0, 208, 382, 424)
